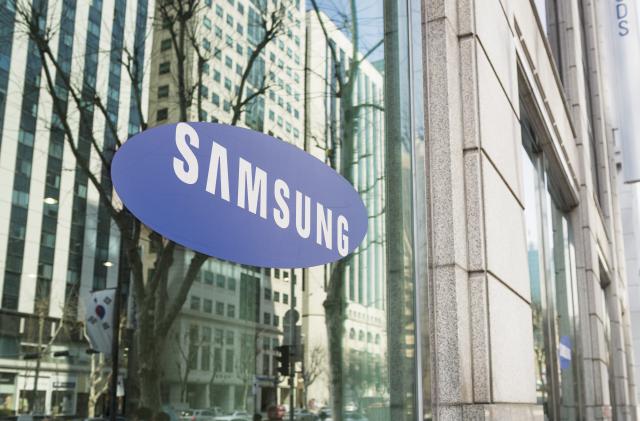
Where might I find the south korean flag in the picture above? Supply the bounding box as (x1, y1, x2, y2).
(84, 289, 116, 356)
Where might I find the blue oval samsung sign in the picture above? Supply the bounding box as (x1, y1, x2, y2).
(111, 122, 367, 268)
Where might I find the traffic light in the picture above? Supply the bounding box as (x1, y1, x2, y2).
(275, 345, 290, 376)
(23, 352, 40, 360)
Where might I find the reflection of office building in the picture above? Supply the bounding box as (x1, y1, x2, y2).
(147, 0, 306, 411)
(149, 0, 305, 149)
(616, 119, 640, 413)
(0, 0, 153, 416)
(160, 252, 302, 411)
(303, 10, 387, 406)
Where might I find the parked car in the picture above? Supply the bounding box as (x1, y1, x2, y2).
(211, 409, 224, 417)
(318, 409, 368, 421)
(212, 411, 250, 421)
(344, 412, 368, 421)
(180, 409, 218, 421)
(317, 407, 331, 420)
(292, 409, 319, 421)
(2, 416, 54, 421)
(82, 417, 127, 421)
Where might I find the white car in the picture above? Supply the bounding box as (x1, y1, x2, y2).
(213, 411, 251, 421)
(180, 409, 219, 421)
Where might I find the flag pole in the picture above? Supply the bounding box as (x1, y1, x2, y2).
(109, 281, 121, 421)
(109, 243, 124, 421)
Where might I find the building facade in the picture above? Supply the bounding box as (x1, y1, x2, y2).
(0, 0, 154, 415)
(422, 0, 637, 419)
(303, 9, 388, 408)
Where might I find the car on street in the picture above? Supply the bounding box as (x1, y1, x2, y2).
(288, 409, 319, 421)
(317, 408, 368, 421)
(212, 411, 250, 421)
(180, 409, 219, 421)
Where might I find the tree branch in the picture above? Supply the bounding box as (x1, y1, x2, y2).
(156, 252, 207, 336)
(309, 0, 344, 95)
(231, 1, 286, 125)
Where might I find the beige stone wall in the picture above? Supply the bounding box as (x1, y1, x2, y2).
(422, 0, 637, 419)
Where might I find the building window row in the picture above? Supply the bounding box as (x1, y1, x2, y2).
(190, 295, 236, 319)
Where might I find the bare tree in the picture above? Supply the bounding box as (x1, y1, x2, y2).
(15, 0, 291, 409)
(307, 2, 384, 420)
(206, 359, 220, 408)
(87, 353, 110, 417)
(85, 313, 128, 416)
(235, 330, 265, 412)
(173, 327, 207, 404)
(301, 345, 326, 407)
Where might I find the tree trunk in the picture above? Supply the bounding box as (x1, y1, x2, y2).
(324, 259, 346, 421)
(138, 356, 163, 410)
(242, 384, 250, 411)
(137, 312, 164, 409)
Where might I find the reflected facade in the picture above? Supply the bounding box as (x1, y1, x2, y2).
(0, 0, 423, 420)
(522, 111, 582, 421)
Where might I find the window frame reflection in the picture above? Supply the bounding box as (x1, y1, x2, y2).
(521, 114, 583, 421)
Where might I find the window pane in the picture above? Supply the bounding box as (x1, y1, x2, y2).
(2, 0, 425, 419)
(522, 114, 581, 419)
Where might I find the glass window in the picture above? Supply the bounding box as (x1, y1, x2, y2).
(204, 270, 214, 284)
(156, 108, 168, 121)
(158, 61, 170, 74)
(157, 85, 169, 98)
(203, 299, 213, 313)
(201, 345, 211, 370)
(160, 38, 171, 52)
(7, 0, 426, 419)
(190, 296, 200, 311)
(522, 109, 581, 420)
(225, 349, 234, 372)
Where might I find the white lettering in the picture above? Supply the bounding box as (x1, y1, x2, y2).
(205, 141, 230, 201)
(273, 179, 290, 229)
(295, 191, 311, 238)
(316, 203, 332, 250)
(337, 214, 349, 256)
(173, 122, 199, 184)
(237, 158, 267, 219)
(170, 125, 355, 256)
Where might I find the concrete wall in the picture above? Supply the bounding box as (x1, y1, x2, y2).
(422, 0, 637, 419)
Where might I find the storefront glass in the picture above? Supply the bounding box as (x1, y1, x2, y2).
(162, 1, 424, 419)
(0, 0, 425, 418)
(522, 117, 581, 420)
